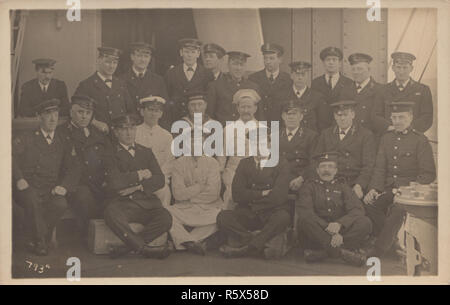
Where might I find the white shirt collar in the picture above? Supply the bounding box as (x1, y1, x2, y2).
(120, 142, 135, 151)
(266, 69, 280, 79)
(213, 71, 221, 80)
(356, 77, 371, 90)
(39, 81, 49, 90)
(293, 84, 307, 97)
(183, 63, 197, 73)
(286, 126, 300, 136)
(41, 129, 55, 140)
(395, 78, 410, 87)
(132, 66, 147, 77)
(97, 71, 112, 82)
(325, 72, 340, 81)
(339, 125, 352, 134)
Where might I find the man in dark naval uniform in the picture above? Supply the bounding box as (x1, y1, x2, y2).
(286, 61, 325, 132)
(373, 52, 434, 134)
(297, 152, 372, 266)
(121, 42, 168, 128)
(206, 51, 261, 125)
(103, 114, 172, 259)
(18, 58, 70, 118)
(249, 43, 292, 123)
(13, 99, 80, 256)
(202, 43, 227, 82)
(279, 100, 318, 193)
(74, 47, 136, 134)
(312, 47, 354, 131)
(216, 135, 292, 259)
(314, 100, 376, 200)
(363, 102, 436, 258)
(346, 53, 385, 135)
(165, 38, 213, 126)
(59, 95, 113, 235)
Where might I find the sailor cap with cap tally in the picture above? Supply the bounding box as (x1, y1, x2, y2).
(389, 101, 415, 113)
(139, 96, 166, 109)
(186, 91, 207, 103)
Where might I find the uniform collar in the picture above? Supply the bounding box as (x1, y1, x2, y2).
(395, 78, 411, 88)
(266, 69, 280, 79)
(40, 128, 55, 140)
(119, 142, 136, 151)
(356, 77, 371, 90)
(132, 66, 147, 77)
(325, 72, 340, 82)
(183, 63, 197, 73)
(97, 71, 112, 82)
(38, 81, 50, 91)
(286, 126, 300, 137)
(293, 84, 307, 97)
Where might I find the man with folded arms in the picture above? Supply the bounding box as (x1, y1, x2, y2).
(167, 131, 223, 255)
(13, 99, 80, 255)
(103, 114, 172, 259)
(297, 152, 372, 266)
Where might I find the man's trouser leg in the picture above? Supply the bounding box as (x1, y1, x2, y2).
(43, 194, 68, 241)
(341, 216, 372, 250)
(298, 216, 332, 251)
(68, 185, 101, 234)
(216, 206, 261, 247)
(365, 192, 406, 256)
(249, 209, 291, 252)
(104, 199, 172, 251)
(15, 187, 47, 242)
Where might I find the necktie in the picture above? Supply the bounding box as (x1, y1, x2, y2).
(339, 130, 346, 140)
(186, 67, 194, 81)
(138, 72, 144, 79)
(83, 128, 90, 138)
(43, 85, 47, 93)
(46, 134, 52, 144)
(269, 73, 274, 83)
(128, 146, 135, 157)
(296, 91, 301, 98)
(187, 67, 194, 72)
(327, 75, 333, 89)
(398, 84, 404, 91)
(287, 132, 294, 141)
(105, 79, 112, 88)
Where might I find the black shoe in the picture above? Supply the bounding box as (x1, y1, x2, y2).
(182, 241, 206, 256)
(140, 244, 171, 259)
(108, 244, 132, 259)
(303, 249, 328, 263)
(340, 248, 367, 267)
(219, 244, 249, 258)
(34, 241, 49, 256)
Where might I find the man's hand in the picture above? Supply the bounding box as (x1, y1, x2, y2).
(353, 184, 364, 199)
(137, 169, 152, 181)
(119, 185, 143, 196)
(17, 179, 29, 191)
(363, 189, 378, 205)
(262, 189, 272, 197)
(52, 186, 67, 196)
(289, 176, 304, 191)
(330, 233, 344, 248)
(91, 119, 109, 134)
(325, 222, 341, 235)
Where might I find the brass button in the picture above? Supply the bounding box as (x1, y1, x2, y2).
(393, 156, 397, 160)
(328, 209, 331, 212)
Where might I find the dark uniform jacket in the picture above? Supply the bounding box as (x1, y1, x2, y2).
(279, 126, 318, 180)
(12, 129, 81, 196)
(296, 177, 366, 229)
(165, 64, 213, 124)
(315, 124, 376, 190)
(341, 77, 385, 134)
(286, 86, 326, 132)
(248, 69, 292, 122)
(105, 142, 165, 210)
(19, 78, 70, 117)
(121, 68, 168, 107)
(373, 78, 433, 133)
(311, 73, 354, 131)
(206, 73, 261, 125)
(58, 122, 113, 197)
(368, 127, 436, 192)
(232, 157, 291, 213)
(74, 73, 136, 126)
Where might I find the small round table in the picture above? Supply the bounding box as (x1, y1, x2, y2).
(394, 195, 437, 276)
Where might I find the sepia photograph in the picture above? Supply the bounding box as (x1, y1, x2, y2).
(1, 0, 449, 286)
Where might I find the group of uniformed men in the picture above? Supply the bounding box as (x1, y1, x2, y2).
(12, 38, 436, 267)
